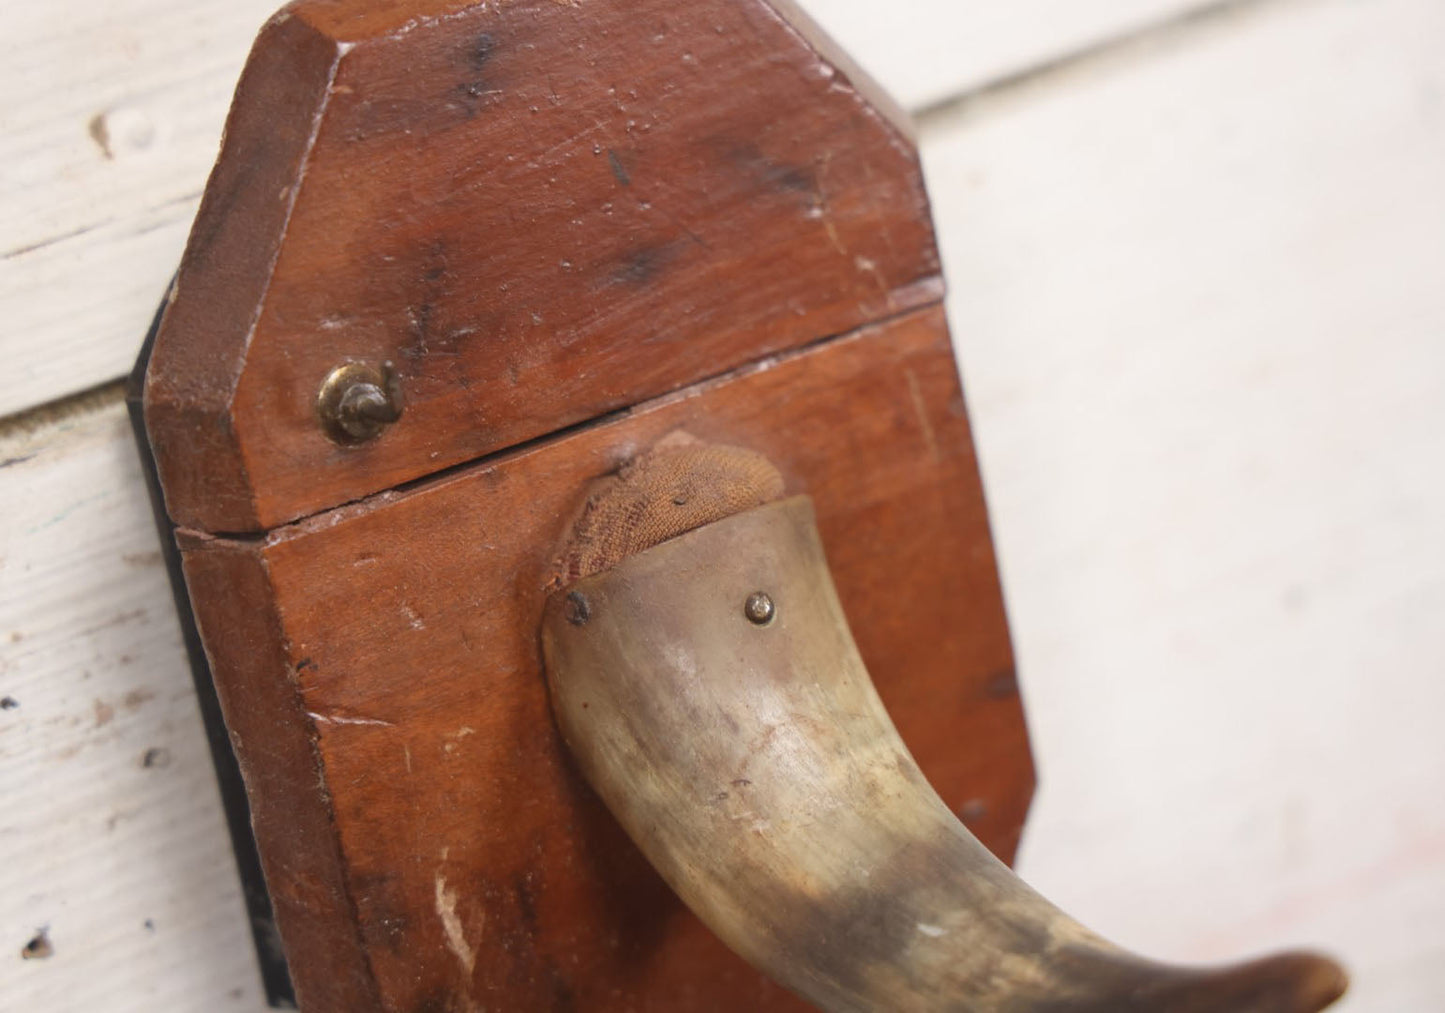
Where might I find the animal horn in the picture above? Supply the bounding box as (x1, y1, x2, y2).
(542, 450, 1346, 1012)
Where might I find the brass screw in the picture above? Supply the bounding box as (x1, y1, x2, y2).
(317, 362, 403, 444)
(744, 591, 775, 626)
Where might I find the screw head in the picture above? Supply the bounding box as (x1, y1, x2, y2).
(743, 591, 775, 626)
(318, 362, 403, 444)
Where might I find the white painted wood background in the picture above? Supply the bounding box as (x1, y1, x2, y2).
(2, 0, 1442, 1008)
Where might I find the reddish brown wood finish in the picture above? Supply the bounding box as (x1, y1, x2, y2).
(180, 306, 1032, 1012)
(144, 2, 1034, 1007)
(145, 0, 943, 533)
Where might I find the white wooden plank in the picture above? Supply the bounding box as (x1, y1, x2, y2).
(0, 0, 281, 419)
(920, 0, 1445, 1006)
(0, 0, 1206, 420)
(0, 400, 271, 1012)
(802, 0, 1204, 111)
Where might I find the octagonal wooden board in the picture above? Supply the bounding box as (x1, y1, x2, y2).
(135, 1, 1034, 1009)
(143, 0, 944, 534)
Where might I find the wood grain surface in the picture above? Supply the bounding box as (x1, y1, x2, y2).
(180, 306, 1032, 1011)
(143, 0, 944, 533)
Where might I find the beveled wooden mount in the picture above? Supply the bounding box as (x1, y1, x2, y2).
(133, 0, 1343, 1009)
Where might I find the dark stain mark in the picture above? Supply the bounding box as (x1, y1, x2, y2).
(141, 747, 172, 769)
(984, 667, 1019, 699)
(471, 32, 497, 69)
(0, 453, 36, 470)
(767, 831, 959, 999)
(765, 163, 814, 194)
(93, 699, 115, 728)
(398, 239, 487, 386)
(565, 592, 591, 627)
(352, 870, 410, 954)
(404, 302, 437, 368)
(122, 688, 155, 710)
(20, 928, 52, 960)
(184, 150, 253, 264)
(0, 696, 17, 710)
(731, 778, 752, 788)
(143, 918, 156, 933)
(610, 244, 678, 287)
(724, 143, 818, 206)
(412, 989, 450, 1013)
(959, 798, 988, 825)
(121, 550, 163, 568)
(512, 872, 539, 935)
(453, 34, 501, 109)
(545, 961, 578, 1012)
(295, 658, 316, 672)
(606, 148, 631, 187)
(88, 114, 115, 159)
(893, 752, 925, 786)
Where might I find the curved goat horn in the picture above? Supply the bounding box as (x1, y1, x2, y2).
(542, 494, 1347, 1012)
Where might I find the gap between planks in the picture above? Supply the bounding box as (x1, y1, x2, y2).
(915, 0, 1310, 129)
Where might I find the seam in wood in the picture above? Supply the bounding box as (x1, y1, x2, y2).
(915, 0, 1311, 128)
(191, 292, 947, 545)
(0, 379, 126, 444)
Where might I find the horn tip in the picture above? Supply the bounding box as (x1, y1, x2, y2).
(1235, 949, 1350, 1013)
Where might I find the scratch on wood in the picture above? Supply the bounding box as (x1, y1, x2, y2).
(434, 869, 477, 977)
(606, 148, 631, 186)
(821, 215, 847, 257)
(305, 711, 395, 727)
(904, 368, 940, 463)
(443, 725, 476, 754)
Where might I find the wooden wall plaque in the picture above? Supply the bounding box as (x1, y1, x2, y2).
(136, 1, 1035, 1009)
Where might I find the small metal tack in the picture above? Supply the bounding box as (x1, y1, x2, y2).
(744, 591, 775, 626)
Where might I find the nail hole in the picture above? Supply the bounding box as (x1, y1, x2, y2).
(21, 928, 53, 960)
